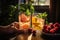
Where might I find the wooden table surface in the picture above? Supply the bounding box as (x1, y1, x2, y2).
(14, 33, 44, 40)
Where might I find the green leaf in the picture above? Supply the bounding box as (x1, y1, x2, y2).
(37, 12, 48, 19)
(25, 9, 31, 16)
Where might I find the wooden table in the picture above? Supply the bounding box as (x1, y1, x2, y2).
(14, 33, 44, 40)
(0, 25, 44, 40)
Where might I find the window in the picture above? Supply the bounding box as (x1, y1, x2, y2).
(18, 0, 50, 13)
(32, 0, 50, 6)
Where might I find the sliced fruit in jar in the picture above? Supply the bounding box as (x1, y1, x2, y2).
(20, 14, 30, 22)
(32, 16, 37, 23)
(22, 24, 29, 29)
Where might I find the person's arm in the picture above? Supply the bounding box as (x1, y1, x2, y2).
(0, 22, 24, 38)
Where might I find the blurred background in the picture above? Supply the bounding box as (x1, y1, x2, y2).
(0, 0, 60, 25)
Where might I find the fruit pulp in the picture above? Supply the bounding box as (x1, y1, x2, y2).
(19, 13, 31, 30)
(32, 16, 45, 30)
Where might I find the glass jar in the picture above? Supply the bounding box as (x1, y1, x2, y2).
(32, 13, 45, 36)
(32, 13, 45, 31)
(19, 12, 32, 31)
